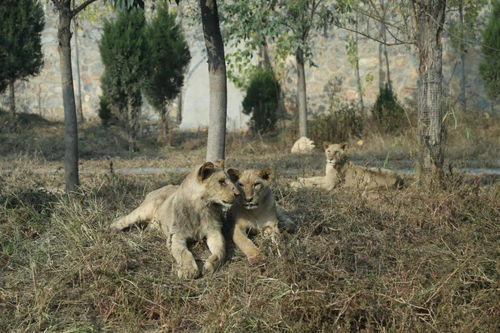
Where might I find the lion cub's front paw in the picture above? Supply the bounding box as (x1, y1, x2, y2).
(177, 262, 200, 280)
(202, 256, 222, 276)
(248, 252, 266, 265)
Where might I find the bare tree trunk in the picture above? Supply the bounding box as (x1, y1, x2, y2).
(57, 3, 79, 192)
(458, 1, 466, 113)
(176, 91, 182, 125)
(412, 0, 447, 182)
(296, 49, 307, 138)
(126, 94, 138, 152)
(73, 16, 84, 123)
(383, 29, 392, 90)
(353, 16, 364, 114)
(159, 107, 170, 145)
(378, 23, 386, 93)
(199, 0, 227, 161)
(9, 79, 15, 116)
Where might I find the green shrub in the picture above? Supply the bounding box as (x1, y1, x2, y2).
(372, 85, 406, 133)
(242, 68, 280, 135)
(479, 0, 500, 102)
(309, 102, 363, 143)
(98, 95, 112, 127)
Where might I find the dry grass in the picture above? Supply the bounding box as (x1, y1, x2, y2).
(0, 110, 499, 331)
(1, 154, 498, 332)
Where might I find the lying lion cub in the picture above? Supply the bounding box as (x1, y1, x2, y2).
(229, 168, 296, 263)
(292, 142, 403, 193)
(110, 161, 241, 279)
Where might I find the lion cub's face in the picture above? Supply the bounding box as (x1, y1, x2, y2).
(323, 142, 348, 167)
(197, 162, 241, 209)
(236, 168, 273, 210)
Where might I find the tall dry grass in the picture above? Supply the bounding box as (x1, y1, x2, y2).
(0, 158, 498, 331)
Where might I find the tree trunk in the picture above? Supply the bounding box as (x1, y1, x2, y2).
(199, 0, 227, 162)
(57, 2, 80, 192)
(383, 28, 392, 91)
(159, 107, 170, 145)
(353, 16, 364, 114)
(296, 49, 307, 138)
(176, 90, 183, 125)
(458, 1, 466, 113)
(9, 79, 15, 116)
(73, 16, 84, 123)
(126, 94, 138, 152)
(413, 0, 447, 182)
(378, 23, 386, 93)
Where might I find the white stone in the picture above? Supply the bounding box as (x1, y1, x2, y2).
(291, 137, 316, 154)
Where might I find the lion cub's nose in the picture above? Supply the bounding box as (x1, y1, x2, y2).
(245, 197, 252, 203)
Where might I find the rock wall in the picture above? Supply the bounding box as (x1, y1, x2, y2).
(0, 3, 495, 130)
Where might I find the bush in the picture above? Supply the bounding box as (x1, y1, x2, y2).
(372, 85, 406, 133)
(479, 1, 500, 102)
(309, 102, 363, 143)
(242, 68, 280, 135)
(98, 95, 112, 127)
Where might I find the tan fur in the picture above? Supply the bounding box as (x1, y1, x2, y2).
(292, 142, 403, 194)
(229, 168, 296, 263)
(110, 161, 241, 279)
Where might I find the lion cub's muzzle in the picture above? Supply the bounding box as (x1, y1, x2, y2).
(218, 187, 240, 209)
(243, 197, 259, 210)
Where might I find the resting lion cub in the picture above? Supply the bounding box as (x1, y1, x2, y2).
(230, 168, 296, 263)
(110, 161, 241, 279)
(292, 142, 403, 193)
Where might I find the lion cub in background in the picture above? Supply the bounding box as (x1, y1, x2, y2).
(292, 142, 403, 193)
(110, 161, 241, 279)
(230, 168, 296, 263)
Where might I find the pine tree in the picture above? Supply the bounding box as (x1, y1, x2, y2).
(242, 68, 280, 135)
(0, 0, 44, 116)
(143, 3, 191, 144)
(479, 1, 500, 103)
(99, 8, 147, 152)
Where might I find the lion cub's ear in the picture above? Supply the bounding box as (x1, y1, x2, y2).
(339, 142, 348, 150)
(323, 141, 332, 150)
(198, 162, 216, 182)
(258, 167, 274, 183)
(227, 168, 241, 183)
(213, 159, 225, 169)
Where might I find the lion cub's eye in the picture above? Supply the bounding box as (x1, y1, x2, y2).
(237, 182, 243, 187)
(219, 179, 226, 186)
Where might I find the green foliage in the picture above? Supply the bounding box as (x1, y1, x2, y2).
(309, 103, 363, 143)
(479, 0, 500, 101)
(99, 8, 147, 119)
(0, 0, 44, 92)
(448, 0, 487, 53)
(372, 85, 406, 133)
(98, 95, 112, 127)
(242, 68, 281, 134)
(142, 3, 191, 113)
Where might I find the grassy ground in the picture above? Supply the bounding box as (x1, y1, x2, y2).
(0, 111, 499, 331)
(0, 160, 498, 331)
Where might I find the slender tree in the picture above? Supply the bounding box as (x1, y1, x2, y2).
(274, 0, 337, 138)
(143, 3, 191, 144)
(52, 0, 98, 193)
(0, 0, 44, 116)
(448, 0, 487, 113)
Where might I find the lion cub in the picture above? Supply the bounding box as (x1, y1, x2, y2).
(110, 162, 241, 279)
(229, 168, 296, 263)
(292, 142, 403, 193)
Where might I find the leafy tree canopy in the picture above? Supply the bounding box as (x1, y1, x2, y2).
(0, 0, 44, 92)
